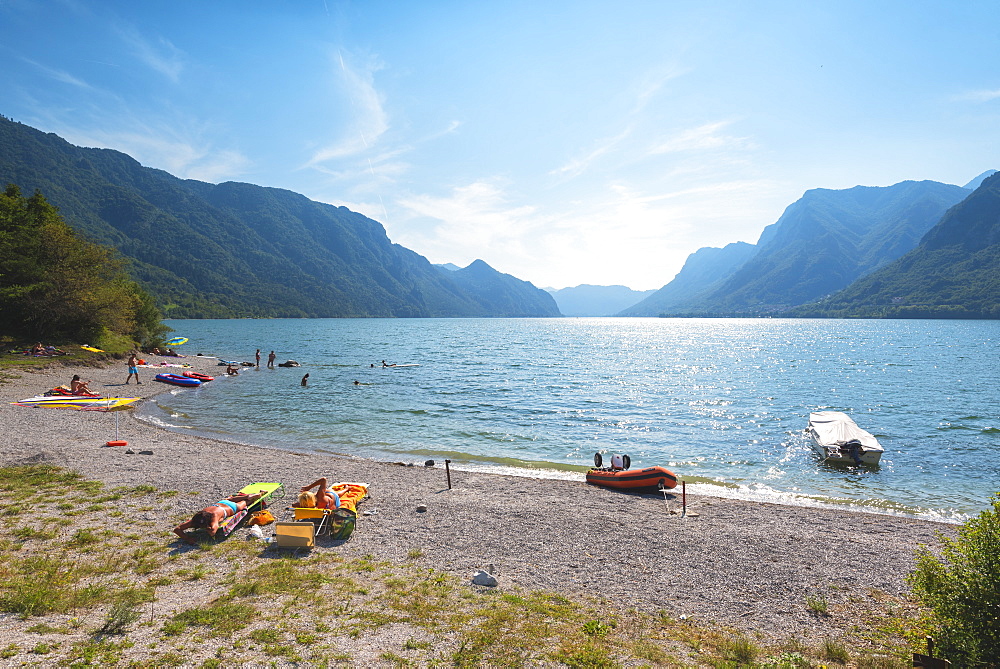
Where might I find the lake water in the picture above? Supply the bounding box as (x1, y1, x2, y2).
(142, 318, 1000, 524)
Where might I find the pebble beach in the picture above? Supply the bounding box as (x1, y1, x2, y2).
(0, 352, 956, 648)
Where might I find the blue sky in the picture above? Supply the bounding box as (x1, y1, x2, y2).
(2, 1, 998, 290)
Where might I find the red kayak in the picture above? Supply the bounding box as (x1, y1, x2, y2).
(182, 371, 215, 382)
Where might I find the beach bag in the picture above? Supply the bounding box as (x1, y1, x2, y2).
(248, 509, 275, 526)
(330, 508, 356, 540)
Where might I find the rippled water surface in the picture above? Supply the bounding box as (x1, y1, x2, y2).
(144, 318, 1000, 522)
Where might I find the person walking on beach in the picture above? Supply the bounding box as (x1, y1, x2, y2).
(267, 350, 276, 368)
(255, 349, 261, 368)
(125, 352, 141, 385)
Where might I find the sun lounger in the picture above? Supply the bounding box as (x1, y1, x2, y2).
(218, 482, 283, 537)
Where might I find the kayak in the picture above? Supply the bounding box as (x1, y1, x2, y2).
(155, 373, 201, 387)
(182, 371, 215, 382)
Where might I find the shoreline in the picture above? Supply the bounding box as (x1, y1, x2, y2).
(140, 392, 966, 527)
(0, 353, 956, 641)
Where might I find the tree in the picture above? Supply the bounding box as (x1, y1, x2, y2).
(0, 184, 167, 345)
(908, 492, 1000, 665)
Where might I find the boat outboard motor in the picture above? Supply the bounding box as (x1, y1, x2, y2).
(610, 454, 631, 471)
(845, 439, 864, 465)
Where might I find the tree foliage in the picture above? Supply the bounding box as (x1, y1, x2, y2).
(0, 184, 167, 345)
(908, 492, 1000, 665)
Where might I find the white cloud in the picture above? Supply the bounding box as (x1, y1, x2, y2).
(390, 175, 778, 291)
(117, 26, 184, 83)
(19, 56, 92, 89)
(550, 66, 685, 181)
(550, 125, 634, 181)
(954, 88, 1000, 103)
(397, 181, 540, 257)
(305, 50, 389, 167)
(62, 122, 251, 183)
(647, 121, 753, 155)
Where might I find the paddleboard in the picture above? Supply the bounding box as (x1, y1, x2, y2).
(13, 396, 141, 410)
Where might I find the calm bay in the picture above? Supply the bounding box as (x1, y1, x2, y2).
(143, 317, 1000, 523)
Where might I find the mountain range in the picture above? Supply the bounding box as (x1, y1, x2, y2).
(545, 285, 655, 316)
(622, 176, 996, 317)
(3, 114, 998, 320)
(0, 115, 559, 319)
(792, 171, 1000, 318)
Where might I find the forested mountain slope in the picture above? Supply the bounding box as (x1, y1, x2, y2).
(647, 180, 970, 315)
(0, 116, 558, 318)
(794, 172, 1000, 318)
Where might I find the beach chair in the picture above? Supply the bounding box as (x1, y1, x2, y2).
(290, 506, 334, 536)
(274, 521, 315, 548)
(288, 482, 368, 538)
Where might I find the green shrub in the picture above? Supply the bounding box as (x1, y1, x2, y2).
(908, 491, 1000, 665)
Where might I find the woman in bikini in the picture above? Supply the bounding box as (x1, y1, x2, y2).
(173, 490, 268, 545)
(297, 477, 340, 510)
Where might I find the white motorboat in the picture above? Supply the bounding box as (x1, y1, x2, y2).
(806, 411, 884, 465)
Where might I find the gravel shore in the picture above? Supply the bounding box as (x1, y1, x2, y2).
(0, 352, 954, 642)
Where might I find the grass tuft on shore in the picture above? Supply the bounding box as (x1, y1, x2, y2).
(0, 464, 927, 667)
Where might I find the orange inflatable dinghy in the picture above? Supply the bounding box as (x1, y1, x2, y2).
(586, 453, 678, 492)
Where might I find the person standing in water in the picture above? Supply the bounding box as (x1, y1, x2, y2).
(255, 349, 261, 368)
(125, 352, 141, 385)
(301, 373, 309, 386)
(267, 351, 276, 368)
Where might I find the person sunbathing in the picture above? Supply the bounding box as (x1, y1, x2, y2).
(173, 490, 269, 545)
(298, 477, 341, 509)
(70, 375, 94, 395)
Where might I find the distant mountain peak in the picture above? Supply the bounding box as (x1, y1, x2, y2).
(963, 170, 997, 190)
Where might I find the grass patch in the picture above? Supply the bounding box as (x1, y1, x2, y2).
(0, 553, 104, 617)
(96, 601, 142, 635)
(0, 465, 927, 667)
(823, 637, 851, 663)
(163, 600, 257, 637)
(806, 592, 830, 616)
